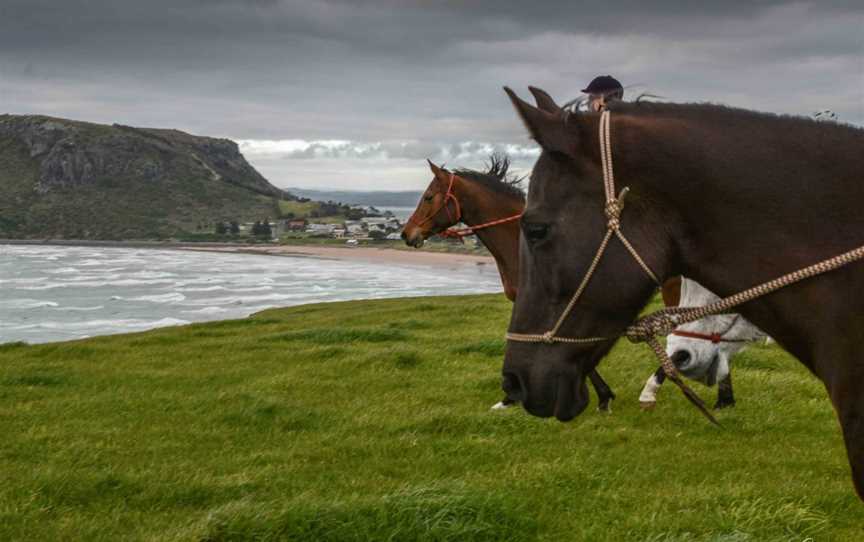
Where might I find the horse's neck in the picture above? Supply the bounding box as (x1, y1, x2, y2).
(616, 113, 864, 363)
(458, 182, 523, 296)
(616, 114, 864, 290)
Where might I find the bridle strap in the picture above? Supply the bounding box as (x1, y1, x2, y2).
(407, 173, 461, 228)
(410, 172, 523, 239)
(670, 315, 749, 344)
(671, 329, 746, 344)
(439, 212, 524, 239)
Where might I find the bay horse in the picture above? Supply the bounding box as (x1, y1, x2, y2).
(500, 86, 864, 499)
(400, 156, 624, 409)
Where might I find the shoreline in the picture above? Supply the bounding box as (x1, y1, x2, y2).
(0, 239, 495, 269)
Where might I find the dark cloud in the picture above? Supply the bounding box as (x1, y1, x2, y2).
(1, 0, 861, 189)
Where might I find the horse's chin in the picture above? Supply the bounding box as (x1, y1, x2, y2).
(405, 236, 425, 248)
(521, 373, 589, 422)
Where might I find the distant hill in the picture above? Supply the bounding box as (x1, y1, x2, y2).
(0, 114, 292, 239)
(288, 187, 422, 208)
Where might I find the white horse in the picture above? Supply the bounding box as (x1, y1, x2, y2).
(639, 277, 767, 410)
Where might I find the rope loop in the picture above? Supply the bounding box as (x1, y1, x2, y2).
(626, 311, 677, 343)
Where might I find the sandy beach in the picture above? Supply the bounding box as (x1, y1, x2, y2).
(0, 240, 495, 269)
(177, 243, 496, 268)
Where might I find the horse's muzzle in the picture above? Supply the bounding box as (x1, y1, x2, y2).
(501, 366, 588, 421)
(400, 228, 425, 248)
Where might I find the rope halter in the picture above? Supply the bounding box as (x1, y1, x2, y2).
(406, 173, 462, 229)
(505, 110, 660, 346)
(407, 172, 523, 239)
(505, 110, 720, 425)
(669, 315, 752, 344)
(504, 109, 864, 425)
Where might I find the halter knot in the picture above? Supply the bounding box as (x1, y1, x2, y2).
(604, 187, 629, 230)
(605, 201, 622, 230)
(541, 331, 555, 344)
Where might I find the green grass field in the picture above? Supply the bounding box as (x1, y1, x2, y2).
(1, 294, 863, 540)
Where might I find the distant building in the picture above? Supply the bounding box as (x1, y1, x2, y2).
(306, 223, 336, 237)
(346, 224, 365, 236)
(287, 219, 307, 230)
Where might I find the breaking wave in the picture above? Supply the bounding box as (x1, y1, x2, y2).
(0, 244, 501, 344)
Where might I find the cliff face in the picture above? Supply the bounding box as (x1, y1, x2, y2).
(0, 115, 288, 239)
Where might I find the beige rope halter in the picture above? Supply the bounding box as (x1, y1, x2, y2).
(505, 111, 723, 423)
(506, 111, 659, 345)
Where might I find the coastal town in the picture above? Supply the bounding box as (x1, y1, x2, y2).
(213, 205, 483, 250)
(275, 213, 405, 242)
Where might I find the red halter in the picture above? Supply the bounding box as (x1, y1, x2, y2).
(407, 173, 462, 228)
(407, 173, 523, 238)
(669, 315, 749, 344)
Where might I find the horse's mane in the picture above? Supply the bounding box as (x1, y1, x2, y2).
(452, 153, 526, 201)
(605, 100, 864, 136)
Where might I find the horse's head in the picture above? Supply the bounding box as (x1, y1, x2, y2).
(666, 279, 766, 386)
(501, 87, 673, 421)
(401, 161, 461, 248)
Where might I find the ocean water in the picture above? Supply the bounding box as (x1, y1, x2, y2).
(0, 245, 501, 344)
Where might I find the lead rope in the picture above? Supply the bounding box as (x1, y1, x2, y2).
(439, 212, 523, 239)
(628, 242, 864, 342)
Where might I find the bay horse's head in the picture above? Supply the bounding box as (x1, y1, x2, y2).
(501, 87, 674, 421)
(401, 161, 461, 248)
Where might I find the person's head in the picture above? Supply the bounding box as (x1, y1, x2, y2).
(581, 75, 623, 112)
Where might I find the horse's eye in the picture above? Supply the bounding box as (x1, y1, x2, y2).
(523, 222, 549, 243)
(423, 194, 434, 202)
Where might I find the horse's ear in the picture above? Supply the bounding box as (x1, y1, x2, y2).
(528, 86, 561, 114)
(427, 159, 447, 181)
(504, 87, 574, 156)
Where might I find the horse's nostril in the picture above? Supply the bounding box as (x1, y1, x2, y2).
(502, 372, 525, 402)
(400, 231, 407, 241)
(671, 350, 691, 368)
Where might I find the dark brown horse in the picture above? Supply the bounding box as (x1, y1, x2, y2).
(401, 156, 620, 409)
(500, 86, 864, 499)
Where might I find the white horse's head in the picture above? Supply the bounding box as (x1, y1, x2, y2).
(666, 278, 766, 386)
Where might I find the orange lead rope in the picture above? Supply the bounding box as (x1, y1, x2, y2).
(439, 212, 523, 239)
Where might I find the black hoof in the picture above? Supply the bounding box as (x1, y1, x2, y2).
(713, 399, 736, 410)
(597, 396, 614, 412)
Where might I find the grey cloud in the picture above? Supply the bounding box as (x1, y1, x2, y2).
(1, 0, 861, 189)
(238, 138, 539, 162)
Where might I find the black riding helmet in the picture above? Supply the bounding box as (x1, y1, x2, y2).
(581, 75, 624, 99)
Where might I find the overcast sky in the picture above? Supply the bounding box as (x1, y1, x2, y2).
(1, 1, 862, 191)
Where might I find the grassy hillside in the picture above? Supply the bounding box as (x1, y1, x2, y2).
(0, 115, 284, 239)
(1, 294, 862, 540)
